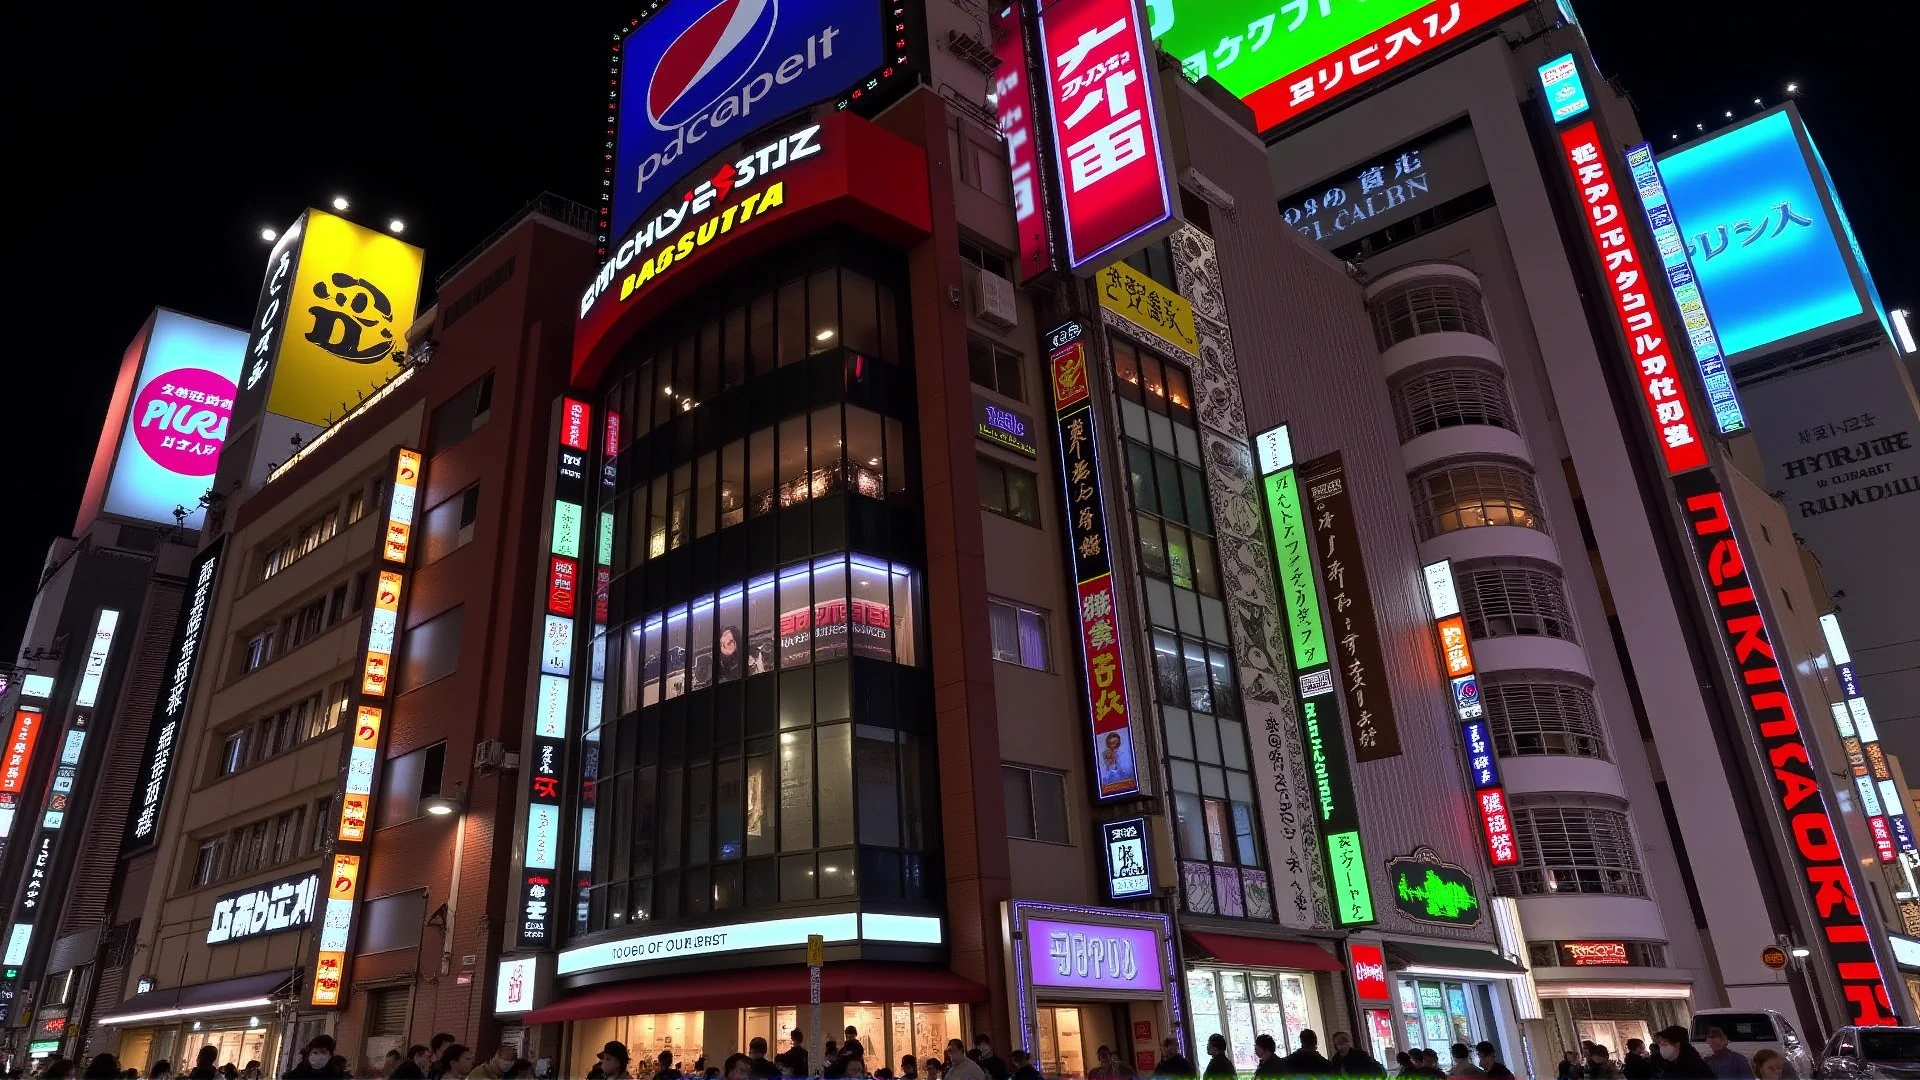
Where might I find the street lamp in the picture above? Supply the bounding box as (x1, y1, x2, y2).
(422, 793, 462, 816)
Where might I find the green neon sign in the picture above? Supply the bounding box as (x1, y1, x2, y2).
(1389, 852, 1482, 927)
(1326, 830, 1375, 925)
(1263, 468, 1328, 669)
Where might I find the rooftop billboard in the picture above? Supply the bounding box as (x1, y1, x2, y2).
(100, 311, 246, 529)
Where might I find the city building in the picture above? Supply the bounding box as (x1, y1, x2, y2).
(102, 200, 594, 1074)
(0, 309, 243, 1066)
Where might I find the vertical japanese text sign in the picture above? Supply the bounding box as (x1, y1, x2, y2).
(309, 446, 422, 1008)
(994, 0, 1055, 282)
(1048, 321, 1141, 799)
(1298, 454, 1401, 760)
(1252, 426, 1374, 925)
(516, 397, 593, 950)
(1036, 0, 1176, 273)
(572, 403, 619, 936)
(1421, 560, 1515, 866)
(1559, 117, 1899, 1025)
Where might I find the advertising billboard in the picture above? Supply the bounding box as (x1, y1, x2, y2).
(1300, 454, 1401, 760)
(101, 312, 246, 528)
(1657, 108, 1877, 361)
(260, 210, 424, 427)
(126, 539, 224, 851)
(1536, 52, 1589, 125)
(1279, 120, 1486, 251)
(1147, 0, 1528, 132)
(992, 0, 1054, 282)
(604, 0, 889, 249)
(1037, 0, 1176, 273)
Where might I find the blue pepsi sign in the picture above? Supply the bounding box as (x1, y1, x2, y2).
(609, 0, 885, 246)
(1656, 110, 1867, 359)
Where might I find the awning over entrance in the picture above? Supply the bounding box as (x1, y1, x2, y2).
(1184, 932, 1343, 973)
(526, 962, 987, 1025)
(1386, 942, 1527, 977)
(96, 969, 299, 1027)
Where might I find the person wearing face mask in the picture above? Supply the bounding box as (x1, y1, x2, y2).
(474, 1046, 521, 1080)
(1654, 1028, 1713, 1080)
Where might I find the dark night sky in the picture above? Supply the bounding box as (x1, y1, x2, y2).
(7, 5, 1911, 659)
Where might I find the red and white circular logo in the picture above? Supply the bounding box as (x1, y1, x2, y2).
(133, 367, 236, 476)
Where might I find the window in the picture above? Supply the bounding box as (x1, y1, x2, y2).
(283, 595, 327, 652)
(979, 458, 1040, 525)
(271, 807, 304, 863)
(959, 239, 1013, 280)
(193, 837, 224, 887)
(955, 130, 1010, 202)
(218, 731, 247, 777)
(1003, 765, 1069, 844)
(1122, 238, 1177, 291)
(397, 606, 465, 693)
(241, 630, 274, 673)
(1368, 276, 1492, 349)
(968, 336, 1025, 401)
(987, 599, 1049, 670)
(1458, 562, 1577, 641)
(1410, 461, 1546, 539)
(308, 682, 350, 740)
(1494, 799, 1647, 898)
(312, 796, 336, 854)
(261, 508, 342, 582)
(1126, 440, 1217, 596)
(366, 988, 411, 1038)
(378, 742, 448, 828)
(427, 372, 496, 455)
(1485, 680, 1609, 760)
(349, 570, 371, 613)
(359, 890, 428, 954)
(1392, 365, 1517, 441)
(230, 819, 268, 876)
(422, 485, 481, 564)
(345, 487, 367, 525)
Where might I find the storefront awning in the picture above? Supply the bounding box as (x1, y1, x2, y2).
(526, 962, 987, 1025)
(1184, 932, 1342, 973)
(1386, 942, 1527, 978)
(97, 969, 298, 1027)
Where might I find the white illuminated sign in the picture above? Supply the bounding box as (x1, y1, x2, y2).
(3, 923, 31, 965)
(1254, 425, 1294, 476)
(1820, 613, 1852, 665)
(524, 804, 561, 870)
(1850, 698, 1879, 743)
(20, 675, 53, 699)
(541, 616, 574, 676)
(1422, 560, 1460, 620)
(368, 608, 397, 655)
(75, 609, 122, 708)
(495, 956, 539, 1014)
(1891, 935, 1920, 968)
(1832, 701, 1857, 738)
(535, 675, 569, 739)
(555, 911, 941, 976)
(207, 872, 319, 944)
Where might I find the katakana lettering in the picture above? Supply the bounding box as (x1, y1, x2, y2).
(1691, 226, 1729, 261)
(1214, 34, 1242, 68)
(1384, 27, 1421, 60)
(1282, 0, 1330, 32)
(1246, 14, 1275, 49)
(1351, 44, 1380, 75)
(1317, 59, 1343, 91)
(1054, 18, 1125, 78)
(1423, 2, 1462, 36)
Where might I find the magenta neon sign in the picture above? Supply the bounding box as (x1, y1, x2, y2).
(1025, 918, 1163, 993)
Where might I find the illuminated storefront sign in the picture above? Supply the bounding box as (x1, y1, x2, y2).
(1149, 0, 1528, 132)
(1559, 122, 1709, 477)
(557, 911, 943, 976)
(1349, 942, 1390, 1003)
(603, 0, 886, 248)
(1536, 53, 1589, 124)
(1625, 143, 1746, 434)
(1821, 612, 1916, 862)
(102, 311, 246, 528)
(1026, 918, 1165, 993)
(496, 955, 540, 1014)
(1422, 560, 1512, 864)
(1676, 471, 1897, 1024)
(1279, 122, 1485, 249)
(207, 871, 319, 945)
(127, 538, 224, 851)
(1101, 817, 1154, 901)
(309, 448, 421, 1008)
(1037, 0, 1176, 272)
(1300, 454, 1401, 760)
(75, 608, 120, 709)
(1388, 849, 1481, 927)
(1253, 425, 1372, 925)
(2, 709, 40, 797)
(1048, 322, 1141, 799)
(516, 398, 592, 950)
(974, 394, 1039, 458)
(1560, 941, 1629, 967)
(1655, 108, 1879, 360)
(993, 0, 1054, 282)
(1096, 260, 1198, 359)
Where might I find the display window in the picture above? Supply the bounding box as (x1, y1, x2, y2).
(1185, 968, 1320, 1067)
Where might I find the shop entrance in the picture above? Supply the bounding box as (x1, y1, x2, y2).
(1397, 978, 1498, 1052)
(1036, 1006, 1086, 1080)
(1033, 1003, 1138, 1080)
(1575, 1019, 1651, 1056)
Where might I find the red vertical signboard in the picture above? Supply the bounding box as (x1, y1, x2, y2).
(994, 0, 1053, 281)
(1036, 0, 1175, 273)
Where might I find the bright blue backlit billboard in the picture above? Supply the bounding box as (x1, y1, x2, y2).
(1656, 108, 1876, 361)
(606, 0, 886, 248)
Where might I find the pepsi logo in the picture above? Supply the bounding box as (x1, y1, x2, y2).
(648, 0, 779, 132)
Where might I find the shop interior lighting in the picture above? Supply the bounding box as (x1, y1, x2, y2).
(97, 996, 276, 1027)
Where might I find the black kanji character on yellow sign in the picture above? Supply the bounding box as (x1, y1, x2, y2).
(306, 272, 398, 363)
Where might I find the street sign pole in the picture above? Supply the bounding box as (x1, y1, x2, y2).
(808, 933, 824, 1078)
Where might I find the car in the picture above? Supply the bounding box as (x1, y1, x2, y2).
(1818, 1026, 1920, 1078)
(1690, 1009, 1814, 1079)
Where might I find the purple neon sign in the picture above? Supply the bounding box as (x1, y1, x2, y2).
(1024, 918, 1164, 993)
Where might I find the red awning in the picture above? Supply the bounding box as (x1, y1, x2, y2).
(1184, 932, 1343, 973)
(525, 962, 988, 1025)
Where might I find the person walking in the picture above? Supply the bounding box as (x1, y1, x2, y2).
(597, 1043, 634, 1080)
(1653, 1028, 1713, 1080)
(1201, 1036, 1235, 1080)
(971, 1038, 1008, 1080)
(1700, 1031, 1754, 1080)
(1008, 1053, 1040, 1080)
(82, 1055, 122, 1080)
(1475, 1043, 1513, 1080)
(1328, 1033, 1382, 1076)
(898, 1056, 919, 1080)
(285, 1037, 344, 1079)
(475, 1047, 521, 1080)
(1448, 1045, 1486, 1079)
(187, 1048, 221, 1080)
(394, 1046, 433, 1080)
(149, 1061, 174, 1080)
(776, 1033, 807, 1079)
(1558, 1052, 1585, 1080)
(943, 1041, 986, 1080)
(653, 1051, 683, 1080)
(1155, 1037, 1197, 1079)
(1252, 1035, 1287, 1079)
(1749, 1052, 1782, 1080)
(1621, 1042, 1655, 1080)
(1282, 1031, 1333, 1076)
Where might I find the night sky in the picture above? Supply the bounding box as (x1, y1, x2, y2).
(7, 5, 1911, 659)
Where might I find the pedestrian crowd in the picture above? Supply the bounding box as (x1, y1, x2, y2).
(10, 1024, 1787, 1080)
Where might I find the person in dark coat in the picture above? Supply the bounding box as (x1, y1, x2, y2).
(1280, 1031, 1333, 1076)
(1654, 1027, 1714, 1080)
(1621, 1041, 1656, 1080)
(394, 1046, 434, 1079)
(187, 1048, 221, 1080)
(1155, 1038, 1198, 1080)
(1201, 1036, 1235, 1080)
(1329, 1033, 1383, 1076)
(1475, 1043, 1515, 1080)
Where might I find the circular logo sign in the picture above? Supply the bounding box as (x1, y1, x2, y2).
(1761, 945, 1789, 970)
(133, 367, 237, 477)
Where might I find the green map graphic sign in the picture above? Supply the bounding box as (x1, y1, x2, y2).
(1146, 0, 1527, 132)
(1389, 850, 1482, 926)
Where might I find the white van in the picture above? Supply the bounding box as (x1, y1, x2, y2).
(1691, 1009, 1814, 1078)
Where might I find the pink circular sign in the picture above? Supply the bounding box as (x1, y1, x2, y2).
(133, 367, 236, 477)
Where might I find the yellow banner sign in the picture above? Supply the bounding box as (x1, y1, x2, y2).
(271, 210, 424, 425)
(1096, 259, 1199, 358)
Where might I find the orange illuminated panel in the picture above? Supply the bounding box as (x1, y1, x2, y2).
(311, 950, 346, 1007)
(375, 570, 403, 613)
(1437, 615, 1474, 677)
(353, 706, 382, 749)
(338, 794, 370, 842)
(3, 707, 41, 795)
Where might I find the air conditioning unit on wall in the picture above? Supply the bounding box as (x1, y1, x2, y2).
(969, 266, 1019, 331)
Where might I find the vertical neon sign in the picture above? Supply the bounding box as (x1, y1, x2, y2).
(1421, 560, 1516, 866)
(1821, 613, 1916, 863)
(1253, 425, 1374, 925)
(309, 447, 422, 1008)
